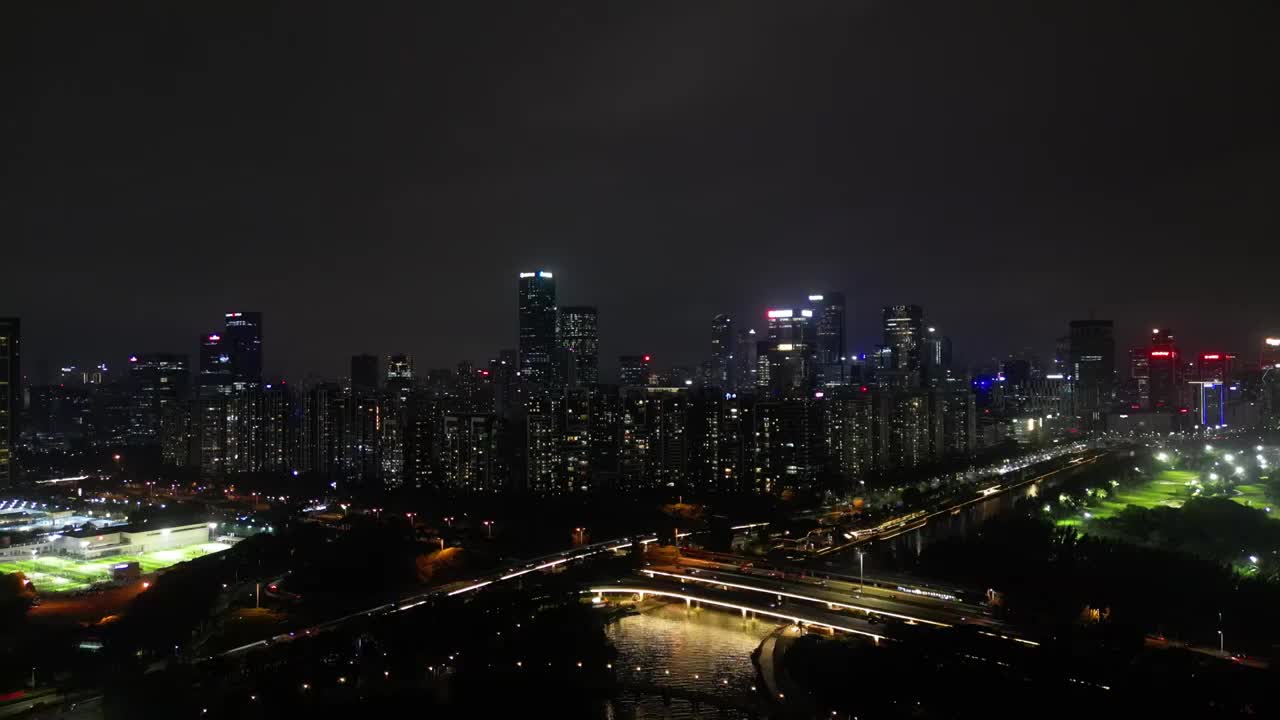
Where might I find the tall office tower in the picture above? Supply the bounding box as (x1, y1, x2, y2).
(763, 308, 817, 394)
(222, 312, 262, 385)
(1053, 335, 1071, 376)
(810, 292, 846, 369)
(734, 329, 758, 391)
(438, 413, 500, 493)
(198, 333, 231, 387)
(558, 305, 599, 387)
(387, 354, 414, 401)
(710, 314, 735, 390)
(753, 397, 824, 495)
(1147, 327, 1181, 411)
(351, 354, 380, 396)
(922, 327, 953, 387)
(0, 318, 17, 486)
(619, 355, 651, 386)
(127, 353, 190, 445)
(1068, 319, 1115, 420)
(766, 308, 815, 344)
(824, 386, 876, 484)
(1193, 352, 1236, 427)
(1262, 337, 1280, 370)
(196, 332, 232, 480)
(882, 305, 925, 384)
(518, 271, 557, 388)
(1126, 348, 1151, 409)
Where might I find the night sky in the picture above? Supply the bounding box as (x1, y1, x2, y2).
(4, 1, 1278, 381)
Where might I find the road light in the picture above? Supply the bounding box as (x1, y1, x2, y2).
(1225, 454, 1235, 463)
(1205, 445, 1214, 452)
(483, 520, 493, 538)
(857, 550, 865, 595)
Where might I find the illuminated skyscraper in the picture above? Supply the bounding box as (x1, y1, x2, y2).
(518, 271, 557, 387)
(1147, 328, 1181, 411)
(1263, 336, 1280, 369)
(557, 305, 599, 386)
(619, 355, 651, 386)
(387, 354, 414, 402)
(710, 314, 734, 389)
(734, 328, 758, 390)
(0, 318, 17, 486)
(883, 305, 924, 385)
(127, 353, 189, 445)
(1068, 319, 1115, 419)
(223, 311, 262, 385)
(810, 292, 846, 367)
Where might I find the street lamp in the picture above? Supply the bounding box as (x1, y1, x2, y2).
(483, 520, 493, 538)
(857, 550, 865, 595)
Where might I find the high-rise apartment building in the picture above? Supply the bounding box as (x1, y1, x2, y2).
(0, 318, 18, 486)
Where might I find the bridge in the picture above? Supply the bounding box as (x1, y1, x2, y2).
(588, 582, 889, 642)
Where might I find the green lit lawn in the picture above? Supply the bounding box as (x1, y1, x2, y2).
(1231, 484, 1270, 510)
(1059, 469, 1278, 529)
(1057, 470, 1195, 527)
(0, 542, 230, 593)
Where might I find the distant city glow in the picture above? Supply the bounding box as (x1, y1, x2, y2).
(777, 343, 794, 351)
(1045, 373, 1064, 379)
(800, 309, 814, 318)
(538, 271, 553, 278)
(807, 294, 823, 301)
(1150, 351, 1171, 357)
(767, 309, 793, 319)
(1266, 338, 1280, 347)
(518, 272, 535, 278)
(1202, 354, 1220, 360)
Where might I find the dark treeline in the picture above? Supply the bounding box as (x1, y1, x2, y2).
(917, 513, 1280, 656)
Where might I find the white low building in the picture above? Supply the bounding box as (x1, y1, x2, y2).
(59, 522, 212, 559)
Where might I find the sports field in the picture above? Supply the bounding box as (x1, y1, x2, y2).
(1058, 470, 1195, 527)
(1060, 469, 1277, 528)
(0, 542, 230, 593)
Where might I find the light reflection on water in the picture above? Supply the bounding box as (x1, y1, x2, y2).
(602, 601, 779, 719)
(860, 480, 1050, 574)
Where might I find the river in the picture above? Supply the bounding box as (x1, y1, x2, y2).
(599, 601, 779, 719)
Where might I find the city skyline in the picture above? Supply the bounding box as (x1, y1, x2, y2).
(7, 267, 1277, 384)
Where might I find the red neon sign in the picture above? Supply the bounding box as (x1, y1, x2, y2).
(1202, 354, 1220, 360)
(1150, 351, 1171, 357)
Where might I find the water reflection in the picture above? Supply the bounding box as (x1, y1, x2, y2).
(603, 601, 779, 719)
(859, 480, 1051, 574)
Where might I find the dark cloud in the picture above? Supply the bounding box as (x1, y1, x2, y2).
(3, 1, 1278, 379)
